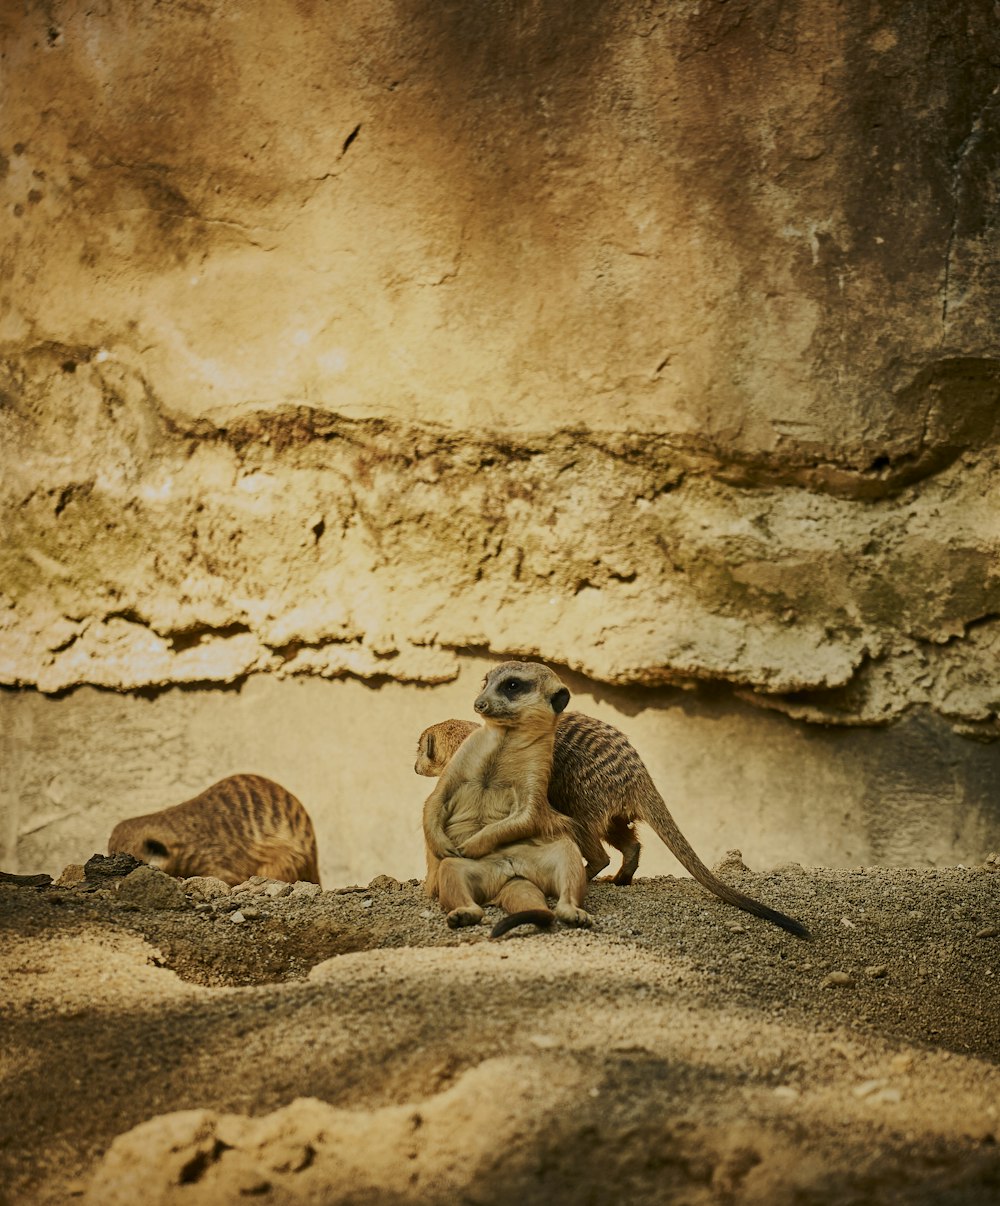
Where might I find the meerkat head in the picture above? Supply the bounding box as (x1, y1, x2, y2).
(415, 719, 480, 776)
(473, 661, 571, 727)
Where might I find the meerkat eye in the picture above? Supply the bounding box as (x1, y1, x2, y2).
(503, 677, 524, 695)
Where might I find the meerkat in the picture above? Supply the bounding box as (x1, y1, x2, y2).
(108, 773, 321, 887)
(416, 712, 810, 939)
(423, 661, 591, 938)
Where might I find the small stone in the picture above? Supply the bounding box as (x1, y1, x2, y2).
(230, 910, 246, 924)
(0, 870, 53, 887)
(975, 927, 998, 939)
(116, 865, 188, 911)
(84, 852, 144, 881)
(241, 906, 263, 920)
(368, 873, 403, 891)
(773, 1086, 799, 1100)
(529, 1034, 558, 1049)
(361, 898, 373, 909)
(853, 1079, 888, 1099)
(263, 881, 292, 898)
(55, 864, 86, 887)
(232, 876, 271, 896)
(290, 881, 322, 899)
(865, 965, 888, 978)
(183, 876, 231, 899)
(712, 849, 749, 877)
(821, 971, 854, 988)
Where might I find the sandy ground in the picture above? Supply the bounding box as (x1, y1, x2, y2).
(1, 852, 998, 1205)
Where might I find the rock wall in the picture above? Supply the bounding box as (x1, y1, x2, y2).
(2, 1, 999, 876)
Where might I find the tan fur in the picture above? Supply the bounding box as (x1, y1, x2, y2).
(422, 661, 590, 934)
(416, 712, 809, 939)
(108, 774, 321, 887)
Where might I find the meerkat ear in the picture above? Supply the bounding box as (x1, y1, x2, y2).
(425, 733, 436, 760)
(550, 687, 570, 714)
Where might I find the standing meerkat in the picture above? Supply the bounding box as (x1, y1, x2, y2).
(416, 712, 809, 939)
(423, 661, 591, 938)
(108, 773, 321, 887)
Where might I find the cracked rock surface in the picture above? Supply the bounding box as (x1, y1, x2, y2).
(2, 1, 999, 732)
(3, 1, 1000, 878)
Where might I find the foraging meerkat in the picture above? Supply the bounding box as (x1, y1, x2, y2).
(423, 661, 591, 938)
(416, 712, 809, 939)
(108, 774, 321, 887)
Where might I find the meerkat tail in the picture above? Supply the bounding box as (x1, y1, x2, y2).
(490, 910, 555, 939)
(642, 796, 811, 939)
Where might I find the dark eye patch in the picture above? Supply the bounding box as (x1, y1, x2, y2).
(502, 677, 525, 696)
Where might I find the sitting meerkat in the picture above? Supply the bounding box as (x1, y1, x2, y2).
(108, 773, 321, 887)
(416, 712, 809, 939)
(423, 660, 591, 938)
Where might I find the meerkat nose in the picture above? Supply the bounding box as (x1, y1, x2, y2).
(474, 699, 488, 713)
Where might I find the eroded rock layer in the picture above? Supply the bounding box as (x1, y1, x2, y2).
(2, 1, 999, 735)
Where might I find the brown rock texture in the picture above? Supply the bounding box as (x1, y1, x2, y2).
(1, 2, 998, 723)
(2, 0, 1000, 728)
(2, 1, 1000, 879)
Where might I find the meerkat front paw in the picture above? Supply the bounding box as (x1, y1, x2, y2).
(446, 905, 485, 928)
(554, 903, 592, 927)
(458, 834, 493, 859)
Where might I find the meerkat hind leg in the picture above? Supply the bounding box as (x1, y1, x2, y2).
(437, 855, 509, 929)
(606, 817, 642, 886)
(578, 830, 611, 881)
(509, 838, 592, 928)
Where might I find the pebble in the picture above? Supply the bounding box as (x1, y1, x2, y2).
(864, 965, 888, 978)
(183, 876, 231, 899)
(291, 881, 322, 899)
(529, 1034, 558, 1049)
(853, 1079, 902, 1104)
(230, 911, 246, 924)
(116, 866, 188, 911)
(975, 927, 998, 939)
(853, 1079, 887, 1099)
(264, 882, 292, 898)
(368, 874, 404, 892)
(821, 971, 854, 988)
